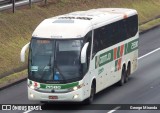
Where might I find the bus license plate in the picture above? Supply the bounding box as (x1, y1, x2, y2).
(49, 96, 58, 99)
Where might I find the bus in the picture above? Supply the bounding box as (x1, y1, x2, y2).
(20, 8, 139, 104)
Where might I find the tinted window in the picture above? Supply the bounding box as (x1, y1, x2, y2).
(126, 15, 138, 38)
(92, 15, 138, 57)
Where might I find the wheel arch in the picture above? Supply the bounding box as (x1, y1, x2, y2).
(127, 60, 131, 75)
(121, 61, 126, 71)
(91, 78, 96, 93)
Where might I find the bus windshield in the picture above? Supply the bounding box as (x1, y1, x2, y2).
(28, 38, 83, 83)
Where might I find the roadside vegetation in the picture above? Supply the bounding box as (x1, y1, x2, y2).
(0, 0, 160, 78)
(139, 18, 160, 32)
(0, 70, 27, 88)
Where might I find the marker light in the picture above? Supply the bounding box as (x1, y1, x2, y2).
(124, 14, 128, 19)
(28, 82, 39, 90)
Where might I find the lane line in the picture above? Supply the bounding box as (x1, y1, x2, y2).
(138, 47, 160, 60)
(107, 106, 121, 113)
(23, 109, 32, 113)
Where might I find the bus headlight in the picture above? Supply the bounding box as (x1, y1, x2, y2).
(30, 93, 34, 98)
(30, 85, 35, 90)
(73, 86, 78, 91)
(28, 84, 39, 90)
(71, 84, 84, 91)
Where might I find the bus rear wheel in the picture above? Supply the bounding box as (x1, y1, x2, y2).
(125, 64, 131, 83)
(118, 66, 126, 86)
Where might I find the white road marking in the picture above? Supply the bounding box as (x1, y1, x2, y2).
(107, 106, 121, 113)
(138, 47, 160, 60)
(23, 109, 32, 113)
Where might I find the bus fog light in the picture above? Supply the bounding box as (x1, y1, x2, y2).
(73, 94, 79, 99)
(30, 93, 34, 98)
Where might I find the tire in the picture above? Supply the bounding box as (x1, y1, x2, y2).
(124, 72, 128, 83)
(125, 63, 131, 82)
(118, 66, 126, 86)
(84, 83, 95, 104)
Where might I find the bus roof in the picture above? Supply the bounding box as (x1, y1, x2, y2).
(32, 8, 137, 39)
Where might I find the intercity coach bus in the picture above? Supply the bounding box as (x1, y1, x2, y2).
(20, 8, 139, 104)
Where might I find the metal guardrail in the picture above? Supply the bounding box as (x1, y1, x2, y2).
(0, 0, 22, 6)
(0, 0, 46, 13)
(0, 0, 10, 6)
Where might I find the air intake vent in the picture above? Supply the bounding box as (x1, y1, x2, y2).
(76, 17, 92, 20)
(59, 17, 75, 19)
(58, 17, 92, 20)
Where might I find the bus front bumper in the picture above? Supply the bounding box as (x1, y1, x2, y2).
(28, 87, 85, 102)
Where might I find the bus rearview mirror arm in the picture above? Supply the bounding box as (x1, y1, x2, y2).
(20, 42, 30, 62)
(81, 42, 89, 64)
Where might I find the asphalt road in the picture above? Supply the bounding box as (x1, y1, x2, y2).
(0, 26, 160, 113)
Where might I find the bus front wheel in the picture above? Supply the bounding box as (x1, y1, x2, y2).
(84, 83, 95, 104)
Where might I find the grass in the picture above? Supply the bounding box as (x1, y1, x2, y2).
(0, 0, 160, 77)
(0, 69, 27, 88)
(139, 18, 160, 32)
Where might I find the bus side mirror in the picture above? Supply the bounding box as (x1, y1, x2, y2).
(20, 42, 30, 62)
(81, 42, 89, 64)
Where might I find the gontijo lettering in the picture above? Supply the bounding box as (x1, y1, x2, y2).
(95, 39, 138, 69)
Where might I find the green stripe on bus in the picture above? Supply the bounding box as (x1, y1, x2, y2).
(40, 82, 79, 89)
(117, 46, 121, 58)
(115, 60, 118, 71)
(29, 80, 32, 85)
(124, 43, 128, 55)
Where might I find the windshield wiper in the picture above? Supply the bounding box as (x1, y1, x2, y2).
(54, 61, 67, 83)
(39, 56, 53, 82)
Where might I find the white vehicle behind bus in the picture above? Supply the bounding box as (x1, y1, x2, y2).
(20, 8, 139, 104)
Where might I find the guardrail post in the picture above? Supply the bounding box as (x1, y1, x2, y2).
(29, 0, 32, 8)
(45, 0, 47, 6)
(12, 0, 15, 13)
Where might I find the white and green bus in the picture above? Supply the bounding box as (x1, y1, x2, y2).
(21, 8, 138, 104)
